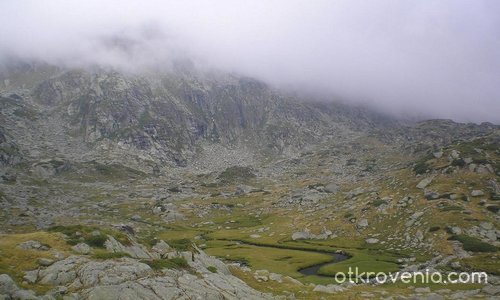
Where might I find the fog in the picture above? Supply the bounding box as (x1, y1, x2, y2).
(1, 0, 499, 123)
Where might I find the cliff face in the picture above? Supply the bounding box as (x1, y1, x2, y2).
(0, 63, 380, 169)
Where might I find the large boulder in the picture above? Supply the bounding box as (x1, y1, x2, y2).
(292, 231, 311, 241)
(105, 236, 152, 259)
(471, 190, 485, 197)
(151, 240, 171, 257)
(417, 177, 433, 189)
(72, 243, 91, 255)
(313, 284, 345, 294)
(324, 183, 339, 194)
(0, 274, 18, 296)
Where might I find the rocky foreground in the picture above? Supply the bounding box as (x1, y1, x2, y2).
(0, 235, 274, 300)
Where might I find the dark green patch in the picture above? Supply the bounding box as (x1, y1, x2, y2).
(92, 252, 131, 259)
(413, 161, 430, 175)
(428, 226, 440, 232)
(486, 205, 500, 213)
(84, 234, 108, 248)
(167, 239, 193, 251)
(370, 199, 387, 207)
(449, 235, 498, 252)
(143, 257, 189, 270)
(207, 266, 218, 273)
(218, 166, 256, 183)
(451, 158, 466, 167)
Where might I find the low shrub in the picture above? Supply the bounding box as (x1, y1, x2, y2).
(143, 257, 189, 270)
(449, 235, 498, 252)
(428, 226, 440, 232)
(413, 161, 429, 174)
(167, 239, 192, 251)
(207, 266, 217, 273)
(84, 235, 108, 248)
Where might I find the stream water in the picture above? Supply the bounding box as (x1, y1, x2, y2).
(229, 240, 350, 277)
(298, 252, 349, 277)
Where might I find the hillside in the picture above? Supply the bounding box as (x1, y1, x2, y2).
(0, 62, 499, 299)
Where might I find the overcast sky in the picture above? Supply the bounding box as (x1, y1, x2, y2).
(1, 0, 499, 123)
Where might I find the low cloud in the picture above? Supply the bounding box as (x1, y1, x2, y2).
(1, 0, 499, 123)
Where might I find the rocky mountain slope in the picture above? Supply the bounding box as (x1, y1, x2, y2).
(1, 61, 499, 299)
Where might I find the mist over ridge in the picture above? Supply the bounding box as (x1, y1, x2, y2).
(1, 0, 499, 123)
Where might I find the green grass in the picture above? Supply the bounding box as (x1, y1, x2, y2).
(143, 257, 189, 270)
(449, 235, 498, 252)
(218, 166, 256, 183)
(370, 199, 387, 207)
(166, 238, 193, 251)
(205, 240, 333, 280)
(84, 234, 108, 248)
(92, 251, 131, 259)
(207, 266, 218, 273)
(317, 249, 400, 278)
(413, 161, 430, 175)
(48, 224, 131, 247)
(460, 254, 500, 275)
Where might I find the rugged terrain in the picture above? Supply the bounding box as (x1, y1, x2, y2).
(0, 62, 499, 299)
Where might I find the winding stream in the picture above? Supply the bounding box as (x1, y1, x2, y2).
(224, 239, 350, 277)
(298, 252, 349, 277)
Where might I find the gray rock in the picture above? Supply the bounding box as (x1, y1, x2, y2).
(105, 236, 152, 259)
(488, 180, 500, 195)
(346, 187, 365, 199)
(365, 238, 379, 244)
(357, 219, 369, 229)
(476, 165, 490, 174)
(482, 284, 500, 295)
(12, 289, 38, 300)
(234, 187, 245, 195)
(417, 177, 433, 189)
(0, 274, 18, 295)
(433, 151, 443, 158)
(471, 190, 484, 197)
(38, 258, 55, 266)
(415, 287, 431, 293)
(17, 240, 49, 251)
(268, 273, 283, 283)
(448, 226, 462, 235)
(424, 190, 439, 200)
(480, 222, 493, 230)
(418, 293, 444, 300)
(415, 230, 424, 242)
(130, 214, 142, 221)
(406, 212, 424, 227)
(23, 270, 38, 284)
(292, 231, 310, 240)
(72, 243, 91, 255)
(151, 240, 171, 257)
(38, 256, 82, 286)
(485, 230, 497, 241)
(313, 284, 344, 294)
(324, 183, 339, 193)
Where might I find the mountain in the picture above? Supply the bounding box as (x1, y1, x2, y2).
(0, 61, 499, 299)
